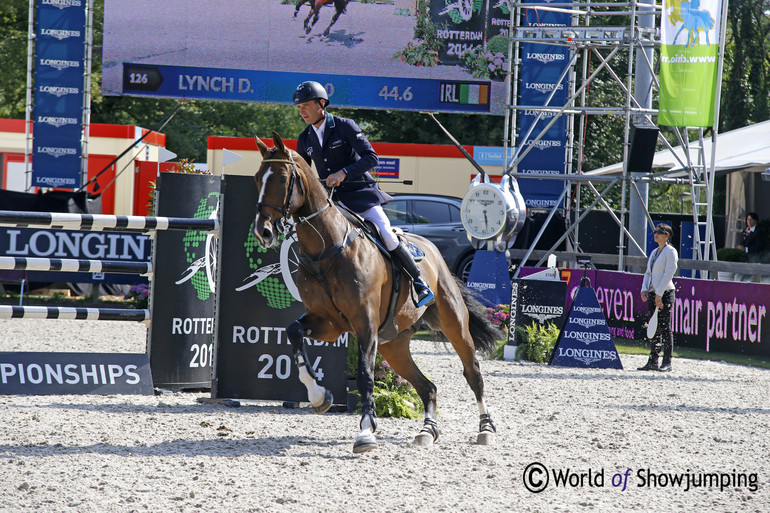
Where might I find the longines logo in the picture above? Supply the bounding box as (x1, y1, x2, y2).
(524, 83, 564, 94)
(39, 85, 80, 97)
(556, 347, 617, 365)
(526, 52, 566, 64)
(40, 29, 81, 40)
(521, 304, 563, 323)
(37, 116, 78, 128)
(40, 59, 80, 71)
(467, 281, 496, 292)
(569, 317, 606, 329)
(41, 0, 82, 8)
(574, 306, 602, 315)
(562, 330, 611, 345)
(36, 146, 77, 158)
(524, 139, 562, 150)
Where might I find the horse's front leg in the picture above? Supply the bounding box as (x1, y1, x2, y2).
(287, 316, 333, 414)
(353, 329, 379, 454)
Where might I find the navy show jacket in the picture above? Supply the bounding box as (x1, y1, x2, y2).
(296, 113, 391, 213)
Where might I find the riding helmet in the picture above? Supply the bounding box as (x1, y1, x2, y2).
(292, 81, 329, 106)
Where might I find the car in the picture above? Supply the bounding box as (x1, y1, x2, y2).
(382, 194, 475, 282)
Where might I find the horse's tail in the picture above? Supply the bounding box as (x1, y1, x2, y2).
(454, 276, 504, 356)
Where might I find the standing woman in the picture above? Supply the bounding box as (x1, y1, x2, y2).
(638, 224, 678, 372)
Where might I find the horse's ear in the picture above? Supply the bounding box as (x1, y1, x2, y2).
(272, 131, 286, 153)
(254, 134, 269, 156)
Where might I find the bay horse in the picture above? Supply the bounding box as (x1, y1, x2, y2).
(252, 132, 500, 453)
(293, 0, 349, 36)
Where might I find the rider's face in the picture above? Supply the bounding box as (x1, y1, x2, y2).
(298, 100, 325, 126)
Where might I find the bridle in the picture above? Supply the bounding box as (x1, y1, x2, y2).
(256, 150, 332, 237)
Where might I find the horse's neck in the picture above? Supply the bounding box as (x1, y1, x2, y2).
(294, 178, 350, 256)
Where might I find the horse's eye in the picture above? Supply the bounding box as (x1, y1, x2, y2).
(279, 176, 288, 184)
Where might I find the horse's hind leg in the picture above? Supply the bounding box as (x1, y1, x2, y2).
(305, 9, 321, 33)
(378, 333, 440, 447)
(287, 315, 333, 414)
(430, 297, 497, 445)
(322, 10, 341, 36)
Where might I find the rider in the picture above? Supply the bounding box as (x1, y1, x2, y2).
(292, 80, 434, 307)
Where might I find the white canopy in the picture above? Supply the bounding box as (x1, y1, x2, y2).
(586, 119, 770, 176)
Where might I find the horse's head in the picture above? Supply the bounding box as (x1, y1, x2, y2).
(253, 131, 306, 248)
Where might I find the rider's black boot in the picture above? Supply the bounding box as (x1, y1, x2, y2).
(390, 241, 435, 307)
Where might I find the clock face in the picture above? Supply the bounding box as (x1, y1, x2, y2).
(461, 184, 508, 239)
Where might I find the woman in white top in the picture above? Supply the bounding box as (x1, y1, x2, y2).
(638, 223, 678, 372)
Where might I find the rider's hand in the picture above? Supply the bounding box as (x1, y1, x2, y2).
(324, 170, 347, 188)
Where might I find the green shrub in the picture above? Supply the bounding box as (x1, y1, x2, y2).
(392, 0, 443, 67)
(346, 337, 423, 418)
(515, 322, 560, 363)
(716, 247, 748, 262)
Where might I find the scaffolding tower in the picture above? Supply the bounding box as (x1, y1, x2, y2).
(503, 0, 724, 274)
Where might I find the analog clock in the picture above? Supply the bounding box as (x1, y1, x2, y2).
(460, 183, 510, 240)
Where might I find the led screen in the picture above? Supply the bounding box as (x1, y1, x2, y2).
(101, 0, 511, 114)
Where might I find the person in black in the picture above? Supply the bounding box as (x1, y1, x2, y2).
(638, 224, 678, 372)
(292, 80, 434, 307)
(737, 212, 765, 263)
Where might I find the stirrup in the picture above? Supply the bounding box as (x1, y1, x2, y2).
(414, 281, 435, 307)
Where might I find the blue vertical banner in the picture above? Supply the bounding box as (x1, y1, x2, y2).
(516, 0, 571, 209)
(465, 250, 511, 307)
(33, 0, 86, 189)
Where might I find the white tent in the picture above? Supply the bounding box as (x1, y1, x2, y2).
(585, 119, 770, 176)
(585, 119, 770, 248)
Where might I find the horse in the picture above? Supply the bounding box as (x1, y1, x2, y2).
(252, 132, 500, 453)
(293, 0, 349, 36)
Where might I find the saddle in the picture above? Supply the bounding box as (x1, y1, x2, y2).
(336, 204, 423, 341)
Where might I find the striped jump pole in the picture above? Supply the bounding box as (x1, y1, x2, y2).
(0, 210, 219, 234)
(0, 256, 152, 276)
(0, 305, 150, 322)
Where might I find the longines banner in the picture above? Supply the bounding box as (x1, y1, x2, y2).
(550, 285, 623, 369)
(33, 0, 86, 188)
(0, 227, 150, 285)
(520, 268, 770, 358)
(213, 175, 347, 403)
(508, 278, 566, 347)
(148, 173, 220, 389)
(516, 0, 571, 209)
(659, 0, 722, 127)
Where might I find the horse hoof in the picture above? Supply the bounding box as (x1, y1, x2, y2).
(413, 432, 434, 447)
(353, 434, 377, 454)
(477, 431, 495, 446)
(311, 390, 333, 414)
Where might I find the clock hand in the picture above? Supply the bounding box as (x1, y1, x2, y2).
(483, 210, 488, 229)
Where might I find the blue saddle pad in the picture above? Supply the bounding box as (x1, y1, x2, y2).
(407, 242, 425, 261)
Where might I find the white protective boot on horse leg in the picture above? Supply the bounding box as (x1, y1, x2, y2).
(353, 407, 378, 454)
(477, 400, 496, 445)
(288, 320, 332, 414)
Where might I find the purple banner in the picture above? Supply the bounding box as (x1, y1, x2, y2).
(521, 268, 770, 357)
